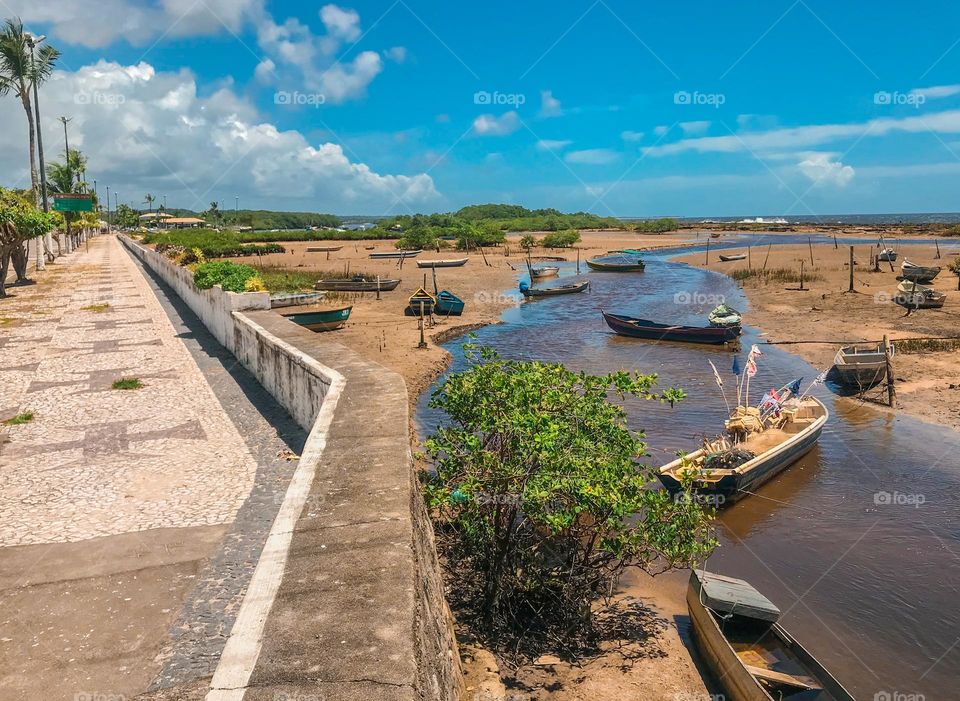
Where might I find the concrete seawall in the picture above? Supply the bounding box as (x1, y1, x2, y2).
(120, 236, 463, 700)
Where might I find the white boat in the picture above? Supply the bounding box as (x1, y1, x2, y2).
(832, 344, 888, 388)
(900, 259, 941, 283)
(416, 258, 469, 268)
(896, 280, 932, 294)
(878, 248, 897, 262)
(369, 249, 422, 259)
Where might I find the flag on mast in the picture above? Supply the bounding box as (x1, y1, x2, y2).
(732, 355, 742, 376)
(708, 360, 724, 389)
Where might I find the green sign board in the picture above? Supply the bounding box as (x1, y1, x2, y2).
(53, 195, 94, 212)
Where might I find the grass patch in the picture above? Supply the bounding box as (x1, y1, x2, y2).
(112, 378, 144, 390)
(257, 267, 319, 293)
(895, 339, 960, 354)
(731, 267, 824, 284)
(80, 303, 110, 313)
(144, 229, 285, 258)
(3, 411, 34, 426)
(0, 317, 17, 326)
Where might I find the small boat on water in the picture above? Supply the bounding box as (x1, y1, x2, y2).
(530, 266, 559, 279)
(314, 276, 400, 292)
(306, 245, 343, 253)
(586, 256, 645, 272)
(833, 344, 888, 388)
(719, 253, 748, 262)
(416, 258, 469, 268)
(602, 311, 741, 345)
(519, 280, 589, 298)
(900, 259, 941, 283)
(878, 248, 898, 262)
(708, 304, 743, 328)
(658, 389, 827, 503)
(687, 570, 855, 701)
(407, 287, 436, 316)
(895, 289, 946, 309)
(369, 249, 422, 259)
(269, 291, 326, 309)
(435, 290, 464, 315)
(710, 232, 721, 239)
(282, 305, 352, 332)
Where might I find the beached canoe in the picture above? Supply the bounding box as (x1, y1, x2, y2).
(602, 311, 740, 345)
(878, 248, 898, 262)
(833, 344, 888, 388)
(718, 253, 747, 262)
(897, 280, 933, 294)
(314, 277, 400, 292)
(306, 245, 343, 253)
(416, 258, 469, 268)
(895, 289, 946, 309)
(658, 393, 828, 504)
(586, 257, 645, 272)
(519, 280, 589, 297)
(708, 304, 743, 328)
(900, 259, 941, 283)
(687, 570, 855, 701)
(436, 290, 465, 315)
(369, 249, 422, 259)
(282, 305, 352, 332)
(407, 287, 436, 316)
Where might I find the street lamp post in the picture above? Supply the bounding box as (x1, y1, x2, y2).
(27, 32, 49, 269)
(106, 185, 110, 234)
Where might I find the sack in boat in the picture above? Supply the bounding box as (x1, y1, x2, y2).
(726, 406, 764, 436)
(704, 448, 756, 471)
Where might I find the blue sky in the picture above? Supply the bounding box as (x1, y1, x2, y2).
(6, 1, 960, 216)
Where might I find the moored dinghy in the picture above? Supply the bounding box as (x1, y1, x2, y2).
(407, 287, 436, 316)
(687, 570, 856, 701)
(719, 253, 748, 262)
(602, 311, 740, 345)
(282, 305, 352, 332)
(435, 290, 464, 315)
(586, 255, 645, 272)
(416, 258, 469, 268)
(900, 259, 941, 283)
(708, 303, 743, 328)
(530, 265, 559, 279)
(832, 344, 888, 388)
(519, 280, 590, 298)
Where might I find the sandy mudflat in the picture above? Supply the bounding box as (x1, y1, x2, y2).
(676, 239, 960, 431)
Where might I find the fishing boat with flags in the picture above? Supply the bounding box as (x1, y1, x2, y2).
(659, 346, 828, 505)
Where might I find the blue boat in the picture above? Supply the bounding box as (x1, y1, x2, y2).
(436, 290, 464, 315)
(282, 305, 352, 332)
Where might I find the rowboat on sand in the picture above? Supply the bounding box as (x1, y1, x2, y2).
(416, 258, 469, 268)
(369, 249, 422, 259)
(895, 289, 946, 309)
(687, 570, 855, 701)
(900, 259, 941, 283)
(719, 253, 748, 262)
(585, 256, 645, 272)
(282, 305, 352, 332)
(708, 304, 743, 328)
(519, 280, 589, 297)
(602, 311, 740, 345)
(314, 276, 400, 292)
(306, 245, 343, 253)
(878, 248, 898, 262)
(435, 290, 465, 315)
(407, 287, 436, 316)
(896, 279, 932, 294)
(832, 344, 888, 388)
(658, 388, 827, 504)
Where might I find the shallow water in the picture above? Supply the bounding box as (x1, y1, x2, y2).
(415, 243, 960, 698)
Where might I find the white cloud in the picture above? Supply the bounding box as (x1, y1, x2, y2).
(319, 4, 362, 42)
(536, 139, 572, 151)
(539, 90, 562, 118)
(564, 149, 619, 165)
(910, 84, 960, 100)
(385, 46, 408, 63)
(0, 60, 437, 212)
(621, 130, 644, 142)
(653, 125, 670, 137)
(679, 120, 711, 136)
(473, 112, 520, 136)
(254, 58, 276, 83)
(797, 153, 855, 187)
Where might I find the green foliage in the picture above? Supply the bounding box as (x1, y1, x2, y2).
(114, 204, 139, 228)
(949, 255, 960, 275)
(257, 267, 318, 293)
(632, 218, 679, 233)
(3, 411, 34, 426)
(424, 344, 714, 644)
(540, 229, 581, 248)
(519, 235, 538, 250)
(396, 224, 442, 250)
(0, 188, 58, 241)
(236, 229, 392, 242)
(144, 229, 284, 258)
(111, 378, 143, 390)
(193, 261, 263, 293)
(731, 267, 823, 284)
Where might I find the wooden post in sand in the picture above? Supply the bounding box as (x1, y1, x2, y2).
(834, 234, 838, 249)
(799, 260, 805, 290)
(884, 334, 895, 407)
(747, 245, 752, 270)
(848, 246, 855, 292)
(376, 275, 381, 301)
(808, 237, 815, 267)
(479, 245, 490, 267)
(762, 243, 771, 271)
(936, 240, 942, 259)
(577, 248, 581, 274)
(705, 238, 710, 265)
(418, 302, 427, 348)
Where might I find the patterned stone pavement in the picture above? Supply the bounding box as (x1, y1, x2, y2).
(0, 235, 258, 544)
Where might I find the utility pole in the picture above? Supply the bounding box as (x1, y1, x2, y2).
(27, 32, 49, 268)
(106, 185, 110, 233)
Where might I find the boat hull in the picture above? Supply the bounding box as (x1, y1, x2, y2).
(603, 312, 740, 345)
(718, 254, 747, 262)
(436, 291, 464, 315)
(314, 279, 400, 292)
(833, 345, 887, 387)
(306, 245, 343, 252)
(416, 258, 468, 268)
(369, 249, 422, 259)
(586, 258, 645, 272)
(522, 281, 590, 297)
(895, 292, 945, 309)
(282, 306, 352, 332)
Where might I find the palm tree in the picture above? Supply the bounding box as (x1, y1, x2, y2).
(46, 150, 87, 253)
(143, 193, 155, 214)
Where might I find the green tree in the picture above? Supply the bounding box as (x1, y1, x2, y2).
(46, 149, 88, 253)
(949, 256, 960, 291)
(0, 189, 56, 296)
(114, 204, 139, 228)
(423, 345, 714, 647)
(143, 193, 155, 215)
(205, 200, 222, 226)
(541, 229, 581, 248)
(519, 234, 538, 251)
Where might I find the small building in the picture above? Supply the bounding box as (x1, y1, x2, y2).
(164, 217, 206, 229)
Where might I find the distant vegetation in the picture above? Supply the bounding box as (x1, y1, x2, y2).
(541, 229, 581, 248)
(731, 267, 824, 284)
(144, 229, 284, 257)
(633, 217, 679, 233)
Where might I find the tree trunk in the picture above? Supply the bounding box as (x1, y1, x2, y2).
(11, 243, 28, 281)
(19, 90, 39, 202)
(0, 249, 9, 297)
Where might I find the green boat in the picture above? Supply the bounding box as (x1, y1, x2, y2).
(436, 290, 465, 315)
(282, 305, 352, 332)
(586, 256, 645, 272)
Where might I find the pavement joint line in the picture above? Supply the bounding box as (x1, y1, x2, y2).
(205, 315, 346, 701)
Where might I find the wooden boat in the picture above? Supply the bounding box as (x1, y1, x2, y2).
(658, 394, 828, 503)
(435, 290, 464, 315)
(407, 287, 436, 316)
(896, 279, 932, 294)
(895, 289, 946, 309)
(719, 253, 748, 262)
(900, 259, 941, 283)
(530, 266, 559, 279)
(585, 256, 645, 272)
(710, 232, 721, 239)
(282, 305, 352, 332)
(687, 570, 855, 701)
(314, 276, 400, 292)
(878, 248, 898, 262)
(708, 304, 742, 328)
(306, 245, 343, 253)
(416, 258, 468, 268)
(833, 344, 887, 388)
(602, 311, 740, 345)
(519, 280, 589, 297)
(269, 291, 326, 309)
(369, 249, 422, 259)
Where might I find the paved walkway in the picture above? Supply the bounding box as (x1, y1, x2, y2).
(0, 236, 305, 699)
